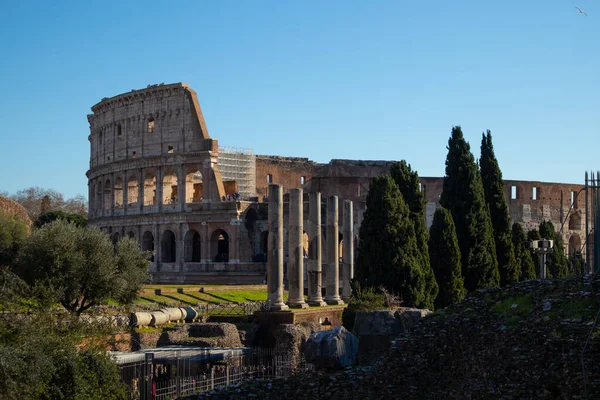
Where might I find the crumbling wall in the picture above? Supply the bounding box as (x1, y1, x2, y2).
(255, 155, 315, 199)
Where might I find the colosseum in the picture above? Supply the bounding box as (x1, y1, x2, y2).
(86, 82, 592, 284)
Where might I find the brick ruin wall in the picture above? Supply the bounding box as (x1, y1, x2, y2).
(0, 195, 32, 228)
(255, 156, 315, 199)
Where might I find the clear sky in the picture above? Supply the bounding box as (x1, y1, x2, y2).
(0, 1, 598, 199)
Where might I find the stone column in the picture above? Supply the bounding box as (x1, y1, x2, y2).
(342, 200, 354, 301)
(267, 184, 288, 311)
(153, 224, 160, 273)
(123, 173, 129, 214)
(307, 192, 326, 306)
(156, 167, 163, 212)
(288, 189, 308, 308)
(178, 164, 186, 212)
(325, 196, 343, 305)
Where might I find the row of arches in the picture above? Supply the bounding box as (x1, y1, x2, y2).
(112, 228, 230, 263)
(93, 170, 204, 210)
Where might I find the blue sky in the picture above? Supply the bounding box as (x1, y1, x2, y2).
(0, 1, 598, 199)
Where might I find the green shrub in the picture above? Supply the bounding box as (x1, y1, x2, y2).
(342, 283, 386, 332)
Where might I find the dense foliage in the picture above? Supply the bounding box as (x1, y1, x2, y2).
(390, 160, 438, 309)
(0, 269, 128, 400)
(480, 131, 519, 285)
(439, 126, 499, 291)
(539, 220, 568, 278)
(15, 220, 150, 315)
(428, 208, 466, 308)
(355, 175, 428, 308)
(36, 210, 87, 228)
(0, 211, 28, 267)
(511, 223, 537, 281)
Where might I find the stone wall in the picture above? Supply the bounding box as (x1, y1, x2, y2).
(255, 155, 315, 199)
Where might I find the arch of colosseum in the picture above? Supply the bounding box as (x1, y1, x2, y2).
(87, 83, 592, 284)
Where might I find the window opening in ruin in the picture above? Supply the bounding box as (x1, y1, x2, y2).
(142, 231, 154, 262)
(212, 229, 230, 262)
(511, 186, 517, 199)
(161, 230, 176, 263)
(128, 176, 139, 205)
(186, 170, 203, 203)
(99, 132, 102, 144)
(571, 191, 578, 208)
(168, 145, 174, 153)
(301, 176, 306, 185)
(144, 173, 157, 206)
(114, 177, 124, 208)
(267, 174, 273, 183)
(104, 179, 111, 210)
(185, 230, 201, 262)
(111, 232, 120, 246)
(147, 118, 155, 133)
(127, 231, 135, 239)
(532, 187, 537, 200)
(132, 151, 136, 158)
(162, 172, 178, 204)
(117, 124, 122, 137)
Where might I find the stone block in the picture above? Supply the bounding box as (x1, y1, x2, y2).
(302, 326, 358, 369)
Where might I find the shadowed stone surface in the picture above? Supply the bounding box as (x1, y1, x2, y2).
(302, 326, 358, 369)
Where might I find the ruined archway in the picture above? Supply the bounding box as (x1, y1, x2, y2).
(142, 231, 154, 261)
(128, 176, 139, 206)
(161, 230, 176, 263)
(104, 179, 111, 210)
(186, 170, 203, 203)
(163, 171, 178, 205)
(111, 232, 120, 245)
(144, 173, 157, 206)
(114, 177, 124, 208)
(211, 229, 229, 262)
(184, 229, 202, 262)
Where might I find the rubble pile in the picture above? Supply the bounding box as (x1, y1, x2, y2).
(189, 276, 600, 399)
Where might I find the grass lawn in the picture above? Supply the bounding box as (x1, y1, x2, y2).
(133, 287, 287, 307)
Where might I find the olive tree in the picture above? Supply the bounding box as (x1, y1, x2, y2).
(16, 220, 150, 315)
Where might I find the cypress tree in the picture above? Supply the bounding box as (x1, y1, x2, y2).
(511, 223, 536, 280)
(539, 220, 569, 278)
(428, 208, 466, 308)
(439, 126, 499, 292)
(480, 131, 519, 285)
(355, 175, 427, 308)
(527, 229, 541, 275)
(390, 160, 438, 310)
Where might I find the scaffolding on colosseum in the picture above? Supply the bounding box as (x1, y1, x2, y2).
(586, 171, 600, 274)
(218, 147, 257, 200)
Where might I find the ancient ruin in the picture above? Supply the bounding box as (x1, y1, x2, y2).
(87, 83, 592, 284)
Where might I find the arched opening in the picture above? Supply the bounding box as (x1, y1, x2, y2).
(128, 176, 139, 206)
(95, 183, 102, 211)
(142, 231, 154, 261)
(569, 213, 582, 231)
(127, 231, 135, 239)
(114, 177, 124, 208)
(163, 171, 178, 204)
(111, 232, 120, 245)
(104, 179, 111, 210)
(569, 234, 582, 257)
(211, 229, 229, 262)
(184, 230, 202, 262)
(161, 230, 176, 263)
(144, 173, 156, 206)
(260, 231, 269, 261)
(186, 170, 203, 203)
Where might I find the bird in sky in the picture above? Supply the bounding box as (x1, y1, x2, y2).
(576, 6, 588, 16)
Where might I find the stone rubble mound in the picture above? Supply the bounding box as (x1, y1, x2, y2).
(188, 275, 600, 399)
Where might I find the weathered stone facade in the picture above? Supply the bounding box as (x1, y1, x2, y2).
(0, 195, 32, 228)
(88, 83, 590, 284)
